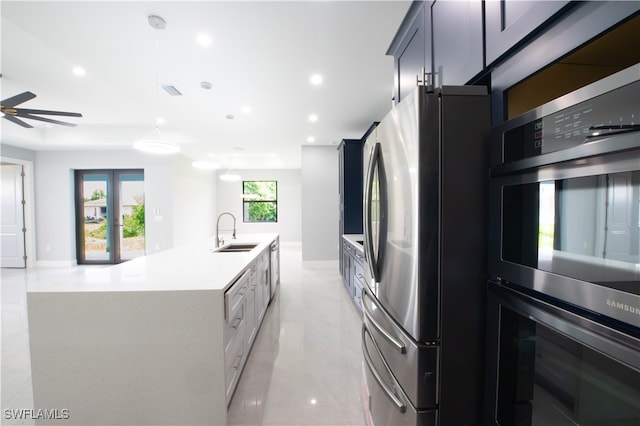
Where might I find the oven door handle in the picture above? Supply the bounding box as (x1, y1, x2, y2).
(362, 288, 406, 354)
(361, 324, 407, 413)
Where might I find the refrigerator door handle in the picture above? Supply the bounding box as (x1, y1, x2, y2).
(362, 324, 407, 413)
(364, 142, 381, 284)
(362, 288, 406, 354)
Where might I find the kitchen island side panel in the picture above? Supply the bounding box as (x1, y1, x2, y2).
(27, 290, 226, 425)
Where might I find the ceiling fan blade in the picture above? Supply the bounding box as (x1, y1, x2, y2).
(15, 108, 82, 118)
(3, 114, 33, 128)
(19, 113, 78, 127)
(2, 91, 36, 108)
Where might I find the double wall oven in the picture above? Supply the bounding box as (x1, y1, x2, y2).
(485, 64, 640, 425)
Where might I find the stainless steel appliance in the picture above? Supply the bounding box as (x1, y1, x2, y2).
(484, 282, 640, 425)
(269, 237, 280, 301)
(485, 64, 640, 426)
(361, 85, 491, 425)
(488, 64, 640, 330)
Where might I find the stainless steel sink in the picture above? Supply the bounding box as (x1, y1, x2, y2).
(214, 243, 258, 253)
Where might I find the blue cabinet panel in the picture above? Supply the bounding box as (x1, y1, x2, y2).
(432, 0, 484, 85)
(485, 0, 573, 66)
(387, 1, 432, 103)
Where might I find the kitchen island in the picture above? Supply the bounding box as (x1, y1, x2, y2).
(26, 233, 279, 425)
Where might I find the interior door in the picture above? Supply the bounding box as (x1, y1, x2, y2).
(1, 164, 26, 268)
(75, 169, 144, 264)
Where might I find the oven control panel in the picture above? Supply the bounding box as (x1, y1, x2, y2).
(502, 80, 639, 163)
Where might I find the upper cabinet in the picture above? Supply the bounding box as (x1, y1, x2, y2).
(387, 1, 432, 103)
(432, 0, 484, 86)
(485, 1, 573, 66)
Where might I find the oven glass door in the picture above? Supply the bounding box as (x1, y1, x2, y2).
(488, 285, 640, 426)
(500, 169, 640, 291)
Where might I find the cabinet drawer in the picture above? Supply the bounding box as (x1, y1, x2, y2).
(224, 302, 245, 353)
(224, 328, 246, 404)
(354, 261, 365, 286)
(353, 247, 365, 264)
(224, 269, 250, 322)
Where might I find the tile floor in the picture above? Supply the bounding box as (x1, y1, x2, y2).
(1, 245, 365, 426)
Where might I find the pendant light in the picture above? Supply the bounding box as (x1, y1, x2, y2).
(134, 15, 180, 155)
(134, 127, 180, 154)
(219, 170, 241, 182)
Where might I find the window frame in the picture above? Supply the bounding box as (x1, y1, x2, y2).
(242, 180, 278, 223)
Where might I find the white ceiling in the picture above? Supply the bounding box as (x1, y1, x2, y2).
(0, 1, 410, 169)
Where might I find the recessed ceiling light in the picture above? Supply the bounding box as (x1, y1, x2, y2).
(241, 105, 251, 114)
(196, 34, 212, 47)
(308, 114, 318, 123)
(148, 15, 167, 30)
(200, 81, 212, 90)
(162, 85, 182, 96)
(156, 117, 165, 125)
(307, 136, 315, 143)
(310, 74, 323, 86)
(226, 114, 235, 120)
(72, 66, 86, 77)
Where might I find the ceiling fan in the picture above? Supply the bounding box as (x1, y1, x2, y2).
(1, 91, 82, 128)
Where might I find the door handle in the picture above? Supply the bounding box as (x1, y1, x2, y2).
(361, 324, 407, 413)
(364, 142, 381, 284)
(362, 288, 406, 354)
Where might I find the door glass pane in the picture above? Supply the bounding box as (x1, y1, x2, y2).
(82, 174, 110, 261)
(118, 173, 145, 261)
(502, 171, 640, 288)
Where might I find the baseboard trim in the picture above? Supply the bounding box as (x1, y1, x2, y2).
(36, 259, 77, 268)
(301, 260, 339, 268)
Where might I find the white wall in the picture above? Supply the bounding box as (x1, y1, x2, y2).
(215, 169, 301, 243)
(301, 146, 339, 261)
(33, 150, 216, 264)
(172, 156, 217, 247)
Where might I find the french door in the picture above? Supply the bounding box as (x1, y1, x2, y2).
(74, 169, 145, 264)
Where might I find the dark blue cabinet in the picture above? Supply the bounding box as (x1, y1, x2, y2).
(387, 1, 432, 103)
(485, 0, 573, 66)
(432, 0, 484, 85)
(338, 138, 364, 237)
(338, 123, 377, 277)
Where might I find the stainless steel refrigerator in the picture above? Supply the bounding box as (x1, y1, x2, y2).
(361, 85, 490, 425)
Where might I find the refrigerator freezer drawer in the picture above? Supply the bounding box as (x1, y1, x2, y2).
(362, 356, 437, 426)
(362, 288, 438, 409)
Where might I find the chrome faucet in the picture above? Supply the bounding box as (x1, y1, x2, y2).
(215, 212, 237, 247)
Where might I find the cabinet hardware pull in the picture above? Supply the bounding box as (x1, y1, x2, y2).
(231, 317, 242, 329)
(232, 354, 243, 370)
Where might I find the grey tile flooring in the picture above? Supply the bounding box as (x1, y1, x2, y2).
(1, 245, 364, 425)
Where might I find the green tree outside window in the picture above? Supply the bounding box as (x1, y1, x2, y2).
(243, 181, 277, 222)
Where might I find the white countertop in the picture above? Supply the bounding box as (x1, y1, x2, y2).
(342, 234, 365, 255)
(27, 233, 278, 293)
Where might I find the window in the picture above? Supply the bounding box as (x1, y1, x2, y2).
(243, 181, 277, 222)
